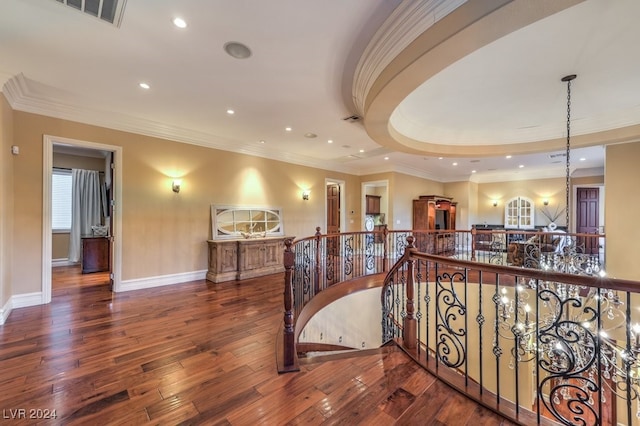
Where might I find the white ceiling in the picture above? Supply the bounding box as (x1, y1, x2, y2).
(1, 0, 637, 182)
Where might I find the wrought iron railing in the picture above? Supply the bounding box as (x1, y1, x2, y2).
(382, 235, 640, 426)
(280, 227, 620, 425)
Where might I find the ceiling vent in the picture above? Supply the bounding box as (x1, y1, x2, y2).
(549, 153, 567, 159)
(53, 0, 127, 27)
(342, 114, 361, 123)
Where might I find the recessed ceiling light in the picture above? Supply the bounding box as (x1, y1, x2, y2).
(452, 162, 458, 166)
(359, 149, 364, 153)
(580, 157, 586, 161)
(506, 155, 512, 159)
(173, 17, 187, 28)
(259, 140, 265, 144)
(139, 82, 150, 89)
(327, 139, 333, 144)
(519, 164, 525, 168)
(224, 41, 252, 59)
(471, 170, 477, 173)
(226, 109, 235, 115)
(438, 157, 443, 160)
(285, 127, 292, 132)
(304, 132, 317, 138)
(384, 157, 389, 160)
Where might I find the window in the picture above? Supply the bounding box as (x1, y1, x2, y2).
(504, 196, 534, 229)
(52, 169, 72, 231)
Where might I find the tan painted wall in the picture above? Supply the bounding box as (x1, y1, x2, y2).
(477, 177, 568, 227)
(605, 142, 640, 280)
(443, 180, 474, 229)
(0, 95, 14, 309)
(10, 109, 360, 295)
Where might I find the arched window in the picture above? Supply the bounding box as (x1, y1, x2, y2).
(504, 196, 534, 229)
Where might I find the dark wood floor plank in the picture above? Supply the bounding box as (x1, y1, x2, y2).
(0, 267, 515, 425)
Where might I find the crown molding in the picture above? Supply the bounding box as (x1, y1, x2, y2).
(352, 0, 466, 116)
(2, 74, 358, 175)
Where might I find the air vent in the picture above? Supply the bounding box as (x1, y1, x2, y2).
(342, 115, 361, 122)
(54, 0, 127, 27)
(549, 153, 567, 159)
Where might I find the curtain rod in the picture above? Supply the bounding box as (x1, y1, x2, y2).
(53, 167, 104, 174)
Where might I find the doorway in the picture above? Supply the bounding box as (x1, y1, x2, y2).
(361, 180, 389, 231)
(43, 135, 122, 303)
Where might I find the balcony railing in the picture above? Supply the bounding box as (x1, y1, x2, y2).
(279, 227, 629, 425)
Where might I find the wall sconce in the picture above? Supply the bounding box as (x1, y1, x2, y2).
(543, 199, 549, 206)
(172, 179, 182, 193)
(302, 190, 310, 201)
(492, 200, 498, 207)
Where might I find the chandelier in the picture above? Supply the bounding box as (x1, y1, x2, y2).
(538, 74, 605, 277)
(494, 76, 640, 424)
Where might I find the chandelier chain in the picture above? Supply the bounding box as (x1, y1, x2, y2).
(565, 78, 572, 231)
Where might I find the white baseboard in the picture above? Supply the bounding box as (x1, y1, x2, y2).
(0, 299, 11, 325)
(52, 259, 78, 267)
(0, 292, 44, 324)
(118, 269, 207, 292)
(12, 292, 45, 308)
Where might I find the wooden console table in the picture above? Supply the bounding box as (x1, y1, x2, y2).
(206, 236, 290, 283)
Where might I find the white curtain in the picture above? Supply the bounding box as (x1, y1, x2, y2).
(68, 169, 102, 263)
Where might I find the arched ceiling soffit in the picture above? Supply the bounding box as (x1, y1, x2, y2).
(356, 0, 640, 157)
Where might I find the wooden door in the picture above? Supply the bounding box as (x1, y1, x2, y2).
(326, 184, 340, 256)
(576, 187, 600, 255)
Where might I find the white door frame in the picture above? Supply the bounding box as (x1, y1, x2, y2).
(361, 179, 389, 229)
(42, 135, 123, 303)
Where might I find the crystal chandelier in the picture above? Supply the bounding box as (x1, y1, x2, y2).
(493, 76, 640, 424)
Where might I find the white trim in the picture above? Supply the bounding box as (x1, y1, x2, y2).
(4, 75, 356, 177)
(0, 299, 11, 325)
(361, 179, 389, 230)
(11, 292, 43, 308)
(52, 259, 77, 267)
(119, 270, 207, 292)
(43, 141, 53, 303)
(43, 135, 123, 301)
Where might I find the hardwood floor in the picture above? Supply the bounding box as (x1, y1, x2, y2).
(0, 271, 514, 425)
(52, 265, 110, 290)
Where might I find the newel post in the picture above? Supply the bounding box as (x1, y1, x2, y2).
(283, 238, 296, 367)
(404, 235, 417, 350)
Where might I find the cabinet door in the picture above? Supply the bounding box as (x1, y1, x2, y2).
(241, 242, 265, 271)
(366, 195, 381, 214)
(263, 241, 281, 267)
(412, 200, 429, 230)
(218, 242, 238, 272)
